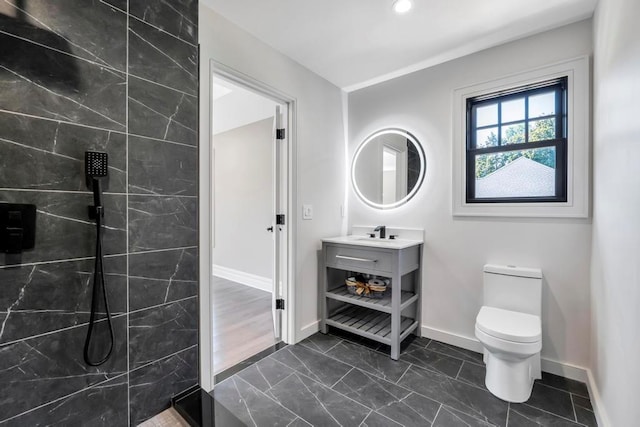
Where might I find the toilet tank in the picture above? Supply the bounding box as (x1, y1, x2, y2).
(483, 264, 542, 316)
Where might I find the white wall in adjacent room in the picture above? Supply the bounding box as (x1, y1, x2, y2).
(348, 20, 594, 369)
(590, 0, 640, 424)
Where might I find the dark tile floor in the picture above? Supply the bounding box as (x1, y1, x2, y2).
(210, 330, 597, 427)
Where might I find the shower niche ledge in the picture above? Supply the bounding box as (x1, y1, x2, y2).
(320, 229, 423, 360)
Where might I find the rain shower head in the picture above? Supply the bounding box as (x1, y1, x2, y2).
(85, 151, 108, 178)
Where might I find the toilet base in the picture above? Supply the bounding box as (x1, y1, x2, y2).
(484, 351, 540, 403)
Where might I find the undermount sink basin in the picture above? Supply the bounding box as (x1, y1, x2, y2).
(322, 235, 422, 249)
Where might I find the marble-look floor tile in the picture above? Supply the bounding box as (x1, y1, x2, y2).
(457, 361, 487, 390)
(571, 394, 592, 411)
(0, 0, 126, 71)
(433, 405, 496, 427)
(536, 372, 589, 398)
(269, 373, 370, 427)
(129, 297, 198, 369)
(0, 34, 126, 131)
(270, 344, 352, 388)
(128, 76, 197, 146)
(129, 0, 198, 45)
(299, 332, 343, 354)
(326, 340, 411, 383)
(508, 403, 583, 426)
(128, 195, 197, 252)
(403, 344, 464, 377)
(428, 340, 485, 364)
(0, 316, 127, 421)
(129, 248, 198, 311)
(378, 392, 442, 426)
(525, 383, 575, 420)
(332, 368, 411, 411)
(130, 346, 198, 425)
(0, 255, 126, 344)
(213, 376, 297, 427)
(236, 356, 294, 393)
(398, 365, 508, 426)
(0, 112, 126, 192)
(128, 18, 198, 95)
(574, 405, 597, 427)
(361, 411, 403, 427)
(3, 374, 128, 427)
(0, 190, 126, 265)
(128, 135, 198, 196)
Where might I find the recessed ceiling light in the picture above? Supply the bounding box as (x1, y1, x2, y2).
(393, 0, 412, 14)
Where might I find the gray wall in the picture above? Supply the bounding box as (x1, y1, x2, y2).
(0, 1, 199, 425)
(213, 118, 274, 281)
(591, 0, 640, 424)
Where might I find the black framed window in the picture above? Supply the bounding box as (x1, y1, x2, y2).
(466, 77, 568, 203)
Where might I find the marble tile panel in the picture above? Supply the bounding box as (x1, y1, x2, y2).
(398, 365, 508, 426)
(0, 0, 126, 71)
(102, 0, 127, 13)
(427, 340, 485, 364)
(508, 403, 583, 426)
(128, 77, 197, 146)
(403, 344, 464, 377)
(213, 376, 297, 427)
(376, 392, 442, 427)
(0, 34, 126, 131)
(0, 112, 126, 192)
(525, 383, 575, 420)
(432, 405, 495, 427)
(3, 375, 128, 427)
(299, 332, 343, 354)
(128, 18, 197, 95)
(129, 0, 198, 45)
(269, 373, 370, 427)
(537, 372, 589, 398)
(129, 346, 198, 425)
(325, 340, 411, 383)
(0, 315, 127, 421)
(128, 135, 197, 196)
(0, 190, 126, 265)
(129, 297, 198, 369)
(457, 361, 487, 390)
(0, 255, 127, 344)
(270, 344, 352, 388)
(332, 368, 410, 411)
(128, 195, 198, 252)
(362, 411, 402, 426)
(236, 356, 294, 393)
(129, 247, 198, 311)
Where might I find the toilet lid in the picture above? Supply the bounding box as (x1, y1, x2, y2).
(476, 306, 541, 343)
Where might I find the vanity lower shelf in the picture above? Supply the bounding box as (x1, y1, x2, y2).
(326, 305, 418, 345)
(326, 287, 418, 313)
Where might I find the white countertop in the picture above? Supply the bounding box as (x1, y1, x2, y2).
(322, 235, 423, 250)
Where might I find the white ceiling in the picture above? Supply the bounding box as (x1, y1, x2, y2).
(212, 78, 278, 135)
(201, 0, 596, 91)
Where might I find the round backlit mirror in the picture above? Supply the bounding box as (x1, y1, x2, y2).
(352, 128, 426, 209)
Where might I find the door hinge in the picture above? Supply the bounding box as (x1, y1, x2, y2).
(276, 128, 285, 140)
(276, 214, 285, 225)
(276, 299, 285, 310)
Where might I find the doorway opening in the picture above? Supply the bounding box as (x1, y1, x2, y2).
(207, 64, 294, 385)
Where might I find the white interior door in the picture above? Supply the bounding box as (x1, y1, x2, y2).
(272, 105, 284, 341)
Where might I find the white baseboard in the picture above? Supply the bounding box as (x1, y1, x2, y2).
(212, 264, 272, 293)
(586, 369, 611, 427)
(296, 320, 320, 343)
(421, 325, 589, 383)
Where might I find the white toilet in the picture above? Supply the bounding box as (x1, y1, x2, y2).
(475, 264, 542, 403)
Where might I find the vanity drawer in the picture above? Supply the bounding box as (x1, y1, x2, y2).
(325, 244, 392, 274)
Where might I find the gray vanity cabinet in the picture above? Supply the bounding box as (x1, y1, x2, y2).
(320, 240, 423, 360)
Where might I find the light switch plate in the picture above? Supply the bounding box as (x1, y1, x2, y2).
(302, 204, 313, 220)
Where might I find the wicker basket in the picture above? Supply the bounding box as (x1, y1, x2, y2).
(345, 278, 388, 299)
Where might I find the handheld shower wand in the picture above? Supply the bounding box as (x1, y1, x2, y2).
(83, 151, 114, 366)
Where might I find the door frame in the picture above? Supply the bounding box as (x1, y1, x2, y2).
(199, 59, 297, 392)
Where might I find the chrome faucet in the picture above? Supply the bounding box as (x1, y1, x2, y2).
(374, 225, 386, 239)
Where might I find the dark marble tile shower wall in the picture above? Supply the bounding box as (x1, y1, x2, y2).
(0, 1, 199, 425)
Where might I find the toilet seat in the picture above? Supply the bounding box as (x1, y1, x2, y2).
(476, 306, 541, 343)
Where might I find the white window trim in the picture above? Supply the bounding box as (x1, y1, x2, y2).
(452, 56, 590, 218)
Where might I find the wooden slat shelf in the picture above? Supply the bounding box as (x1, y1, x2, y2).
(326, 286, 418, 313)
(326, 306, 417, 345)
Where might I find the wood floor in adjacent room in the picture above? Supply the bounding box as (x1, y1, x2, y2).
(212, 276, 277, 375)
